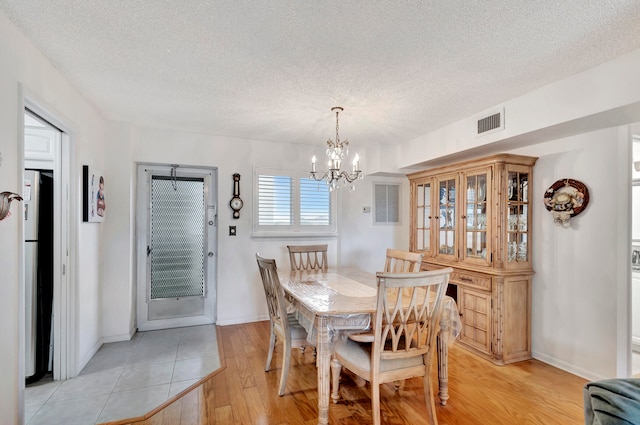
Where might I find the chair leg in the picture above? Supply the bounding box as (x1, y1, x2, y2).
(422, 375, 439, 425)
(371, 380, 381, 425)
(330, 358, 342, 403)
(278, 337, 292, 396)
(265, 322, 276, 372)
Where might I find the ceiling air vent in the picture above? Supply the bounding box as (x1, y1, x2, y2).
(476, 108, 505, 136)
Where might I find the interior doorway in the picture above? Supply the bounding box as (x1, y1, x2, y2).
(135, 164, 218, 331)
(23, 107, 70, 382)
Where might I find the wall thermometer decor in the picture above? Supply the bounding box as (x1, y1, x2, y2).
(229, 173, 243, 219)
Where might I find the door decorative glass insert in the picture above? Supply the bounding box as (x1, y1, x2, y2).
(415, 181, 432, 252)
(507, 171, 529, 263)
(464, 172, 488, 260)
(438, 178, 456, 256)
(150, 176, 206, 299)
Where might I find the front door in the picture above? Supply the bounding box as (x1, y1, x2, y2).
(136, 164, 217, 331)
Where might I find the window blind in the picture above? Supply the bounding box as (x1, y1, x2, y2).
(257, 174, 292, 226)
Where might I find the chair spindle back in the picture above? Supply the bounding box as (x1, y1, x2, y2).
(287, 244, 328, 271)
(383, 249, 423, 273)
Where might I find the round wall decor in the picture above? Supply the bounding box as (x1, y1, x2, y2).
(543, 179, 589, 226)
(0, 191, 23, 221)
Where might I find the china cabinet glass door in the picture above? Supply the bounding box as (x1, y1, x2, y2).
(437, 176, 457, 257)
(506, 168, 530, 267)
(415, 180, 434, 256)
(462, 170, 490, 265)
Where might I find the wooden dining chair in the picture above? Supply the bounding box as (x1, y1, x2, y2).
(384, 248, 424, 273)
(330, 268, 453, 425)
(287, 244, 328, 271)
(347, 249, 424, 346)
(256, 254, 314, 396)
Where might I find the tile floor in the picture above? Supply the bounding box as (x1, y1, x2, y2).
(25, 324, 220, 425)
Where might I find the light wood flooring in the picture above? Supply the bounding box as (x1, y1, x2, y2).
(107, 320, 588, 425)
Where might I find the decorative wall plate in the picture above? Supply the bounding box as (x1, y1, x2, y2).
(543, 179, 589, 225)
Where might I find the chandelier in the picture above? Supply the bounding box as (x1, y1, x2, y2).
(309, 106, 364, 191)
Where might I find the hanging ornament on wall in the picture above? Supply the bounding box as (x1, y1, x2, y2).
(543, 179, 589, 226)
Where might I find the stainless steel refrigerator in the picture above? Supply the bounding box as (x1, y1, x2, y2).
(24, 170, 54, 384)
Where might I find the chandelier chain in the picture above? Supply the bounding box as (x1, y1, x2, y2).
(335, 108, 340, 144)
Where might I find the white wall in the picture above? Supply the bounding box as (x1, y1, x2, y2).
(512, 128, 630, 380)
(338, 176, 410, 272)
(100, 123, 136, 342)
(0, 63, 24, 425)
(0, 12, 107, 425)
(100, 124, 407, 334)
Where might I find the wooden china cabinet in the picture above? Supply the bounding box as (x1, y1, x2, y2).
(409, 154, 537, 365)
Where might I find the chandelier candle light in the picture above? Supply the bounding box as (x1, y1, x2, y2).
(310, 106, 364, 191)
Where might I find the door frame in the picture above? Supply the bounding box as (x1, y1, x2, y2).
(19, 85, 75, 382)
(135, 163, 218, 331)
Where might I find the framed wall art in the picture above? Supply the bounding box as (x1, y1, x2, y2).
(83, 165, 106, 222)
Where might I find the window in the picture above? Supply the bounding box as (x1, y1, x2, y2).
(300, 177, 331, 225)
(254, 168, 336, 235)
(374, 183, 400, 224)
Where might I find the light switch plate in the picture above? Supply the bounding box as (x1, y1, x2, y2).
(362, 206, 371, 213)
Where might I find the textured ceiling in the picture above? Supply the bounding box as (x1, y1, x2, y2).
(2, 1, 640, 149)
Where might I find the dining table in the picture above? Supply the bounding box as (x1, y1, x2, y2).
(278, 268, 461, 425)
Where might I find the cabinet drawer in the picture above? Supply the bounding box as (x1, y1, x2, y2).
(451, 270, 491, 291)
(421, 263, 441, 272)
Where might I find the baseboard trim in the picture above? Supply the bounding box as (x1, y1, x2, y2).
(102, 329, 137, 344)
(77, 338, 103, 375)
(216, 314, 269, 326)
(532, 350, 605, 382)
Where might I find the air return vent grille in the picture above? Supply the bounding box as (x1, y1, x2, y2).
(476, 109, 504, 135)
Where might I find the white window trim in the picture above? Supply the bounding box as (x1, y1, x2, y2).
(252, 167, 338, 238)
